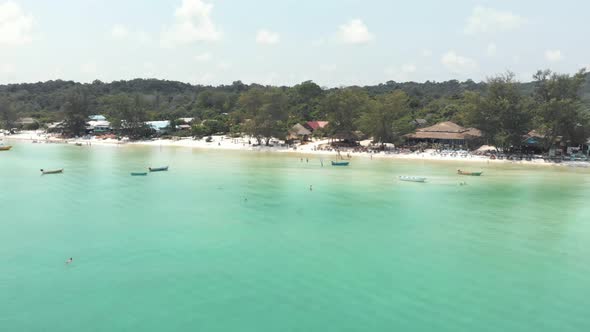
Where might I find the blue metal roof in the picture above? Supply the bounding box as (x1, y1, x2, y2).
(89, 115, 106, 121)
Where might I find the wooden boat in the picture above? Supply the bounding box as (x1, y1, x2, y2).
(457, 170, 483, 176)
(75, 143, 83, 146)
(0, 145, 12, 151)
(131, 172, 148, 176)
(41, 168, 63, 175)
(149, 166, 169, 172)
(331, 161, 350, 166)
(399, 176, 426, 183)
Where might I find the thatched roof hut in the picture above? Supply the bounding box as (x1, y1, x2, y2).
(288, 124, 312, 140)
(405, 121, 482, 141)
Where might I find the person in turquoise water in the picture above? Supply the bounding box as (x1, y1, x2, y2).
(65, 257, 73, 265)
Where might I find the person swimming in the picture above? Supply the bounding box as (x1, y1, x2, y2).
(65, 257, 73, 265)
(309, 185, 313, 191)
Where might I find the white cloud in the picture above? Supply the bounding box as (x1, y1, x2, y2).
(337, 19, 374, 44)
(256, 29, 280, 45)
(194, 52, 212, 62)
(110, 24, 129, 39)
(441, 51, 478, 74)
(486, 43, 497, 56)
(0, 1, 33, 45)
(160, 0, 221, 47)
(545, 50, 563, 62)
(465, 6, 526, 34)
(422, 49, 433, 57)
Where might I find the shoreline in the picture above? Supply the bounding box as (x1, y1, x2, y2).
(3, 131, 590, 168)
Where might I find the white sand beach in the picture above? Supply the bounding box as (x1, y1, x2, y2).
(3, 130, 589, 168)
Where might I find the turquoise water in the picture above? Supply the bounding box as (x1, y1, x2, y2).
(1, 142, 590, 331)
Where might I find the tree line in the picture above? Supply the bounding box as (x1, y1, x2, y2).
(1, 69, 589, 149)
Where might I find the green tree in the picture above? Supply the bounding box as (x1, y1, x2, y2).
(321, 88, 370, 141)
(0, 99, 17, 129)
(466, 72, 531, 149)
(358, 91, 411, 144)
(532, 69, 589, 147)
(62, 89, 90, 137)
(239, 88, 288, 145)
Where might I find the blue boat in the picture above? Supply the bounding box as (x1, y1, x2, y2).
(149, 166, 169, 172)
(331, 161, 350, 166)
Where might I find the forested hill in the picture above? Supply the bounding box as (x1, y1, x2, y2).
(1, 73, 589, 125)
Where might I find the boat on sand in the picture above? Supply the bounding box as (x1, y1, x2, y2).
(149, 166, 169, 172)
(41, 168, 63, 175)
(457, 170, 483, 176)
(399, 176, 426, 183)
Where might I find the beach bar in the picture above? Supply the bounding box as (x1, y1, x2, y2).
(405, 121, 482, 148)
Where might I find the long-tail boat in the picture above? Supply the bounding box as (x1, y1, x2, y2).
(457, 170, 483, 176)
(331, 161, 350, 166)
(41, 168, 63, 175)
(149, 166, 169, 172)
(131, 172, 148, 176)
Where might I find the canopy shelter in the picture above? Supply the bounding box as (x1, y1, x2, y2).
(288, 124, 312, 141)
(405, 121, 482, 148)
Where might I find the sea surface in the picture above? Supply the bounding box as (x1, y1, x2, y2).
(1, 142, 590, 332)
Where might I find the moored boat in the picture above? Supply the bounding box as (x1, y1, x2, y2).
(331, 161, 350, 166)
(0, 145, 12, 151)
(149, 166, 169, 172)
(41, 168, 63, 175)
(457, 170, 483, 176)
(399, 176, 426, 183)
(131, 172, 148, 176)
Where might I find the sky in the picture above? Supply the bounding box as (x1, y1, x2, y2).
(0, 0, 589, 86)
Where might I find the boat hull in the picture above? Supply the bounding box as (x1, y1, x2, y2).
(399, 176, 426, 183)
(41, 169, 63, 175)
(0, 146, 12, 151)
(331, 161, 350, 166)
(458, 171, 483, 176)
(149, 166, 169, 172)
(131, 172, 148, 176)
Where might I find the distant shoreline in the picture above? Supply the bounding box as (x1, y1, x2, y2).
(4, 131, 590, 169)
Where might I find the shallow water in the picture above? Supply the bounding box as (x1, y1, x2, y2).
(1, 143, 590, 331)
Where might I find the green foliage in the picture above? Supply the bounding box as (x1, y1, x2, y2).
(358, 91, 411, 144)
(62, 88, 90, 137)
(0, 99, 17, 129)
(0, 72, 589, 147)
(321, 88, 371, 140)
(239, 87, 289, 145)
(532, 69, 589, 146)
(466, 72, 532, 148)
